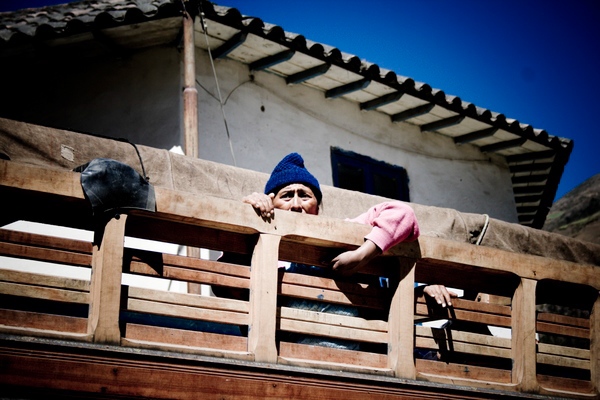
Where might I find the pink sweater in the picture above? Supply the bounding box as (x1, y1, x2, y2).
(347, 201, 420, 252)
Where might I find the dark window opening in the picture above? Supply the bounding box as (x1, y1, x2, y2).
(331, 147, 410, 201)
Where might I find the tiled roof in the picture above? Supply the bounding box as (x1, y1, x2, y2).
(0, 0, 572, 228)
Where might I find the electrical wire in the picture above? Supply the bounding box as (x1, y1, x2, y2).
(198, 5, 237, 166)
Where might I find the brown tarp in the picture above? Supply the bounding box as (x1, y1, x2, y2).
(1, 117, 598, 267)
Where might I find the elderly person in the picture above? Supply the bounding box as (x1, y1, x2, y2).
(242, 152, 456, 308)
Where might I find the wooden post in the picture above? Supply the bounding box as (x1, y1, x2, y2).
(591, 294, 600, 394)
(247, 234, 280, 363)
(388, 257, 417, 379)
(182, 8, 200, 290)
(182, 9, 198, 158)
(511, 277, 538, 392)
(87, 214, 127, 344)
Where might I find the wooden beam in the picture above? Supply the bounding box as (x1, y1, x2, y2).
(325, 79, 371, 99)
(509, 163, 553, 173)
(391, 103, 434, 123)
(420, 115, 465, 132)
(512, 185, 546, 195)
(453, 127, 497, 144)
(511, 278, 538, 392)
(88, 215, 127, 344)
(387, 258, 416, 379)
(506, 150, 555, 163)
(182, 11, 198, 158)
(0, 159, 84, 199)
(513, 194, 542, 204)
(249, 49, 295, 71)
(511, 174, 548, 185)
(480, 138, 528, 153)
(286, 63, 330, 84)
(360, 91, 403, 111)
(247, 233, 280, 363)
(211, 31, 247, 59)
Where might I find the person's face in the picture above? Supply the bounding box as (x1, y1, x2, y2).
(273, 183, 319, 215)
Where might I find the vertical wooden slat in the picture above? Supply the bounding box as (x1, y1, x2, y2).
(247, 233, 280, 363)
(511, 277, 538, 392)
(388, 257, 417, 379)
(591, 294, 600, 394)
(182, 10, 198, 158)
(87, 215, 127, 344)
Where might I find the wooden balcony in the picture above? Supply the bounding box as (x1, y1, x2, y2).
(0, 159, 598, 399)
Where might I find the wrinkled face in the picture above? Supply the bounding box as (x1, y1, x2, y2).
(273, 183, 319, 215)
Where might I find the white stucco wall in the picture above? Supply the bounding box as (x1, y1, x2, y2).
(194, 50, 517, 222)
(0, 43, 517, 222)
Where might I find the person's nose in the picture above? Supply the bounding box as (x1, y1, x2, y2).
(290, 194, 302, 212)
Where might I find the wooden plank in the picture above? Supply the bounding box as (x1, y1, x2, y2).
(536, 353, 590, 370)
(511, 278, 538, 391)
(417, 296, 511, 316)
(87, 215, 126, 344)
(416, 358, 511, 383)
(536, 342, 589, 360)
(0, 242, 92, 267)
(125, 215, 256, 256)
(280, 305, 387, 332)
(0, 228, 93, 254)
(125, 323, 247, 352)
(281, 267, 384, 295)
(0, 159, 84, 199)
(279, 316, 387, 344)
(0, 281, 89, 304)
(419, 236, 600, 289)
(0, 269, 90, 292)
(591, 295, 599, 393)
(415, 259, 519, 297)
(416, 326, 511, 350)
(537, 311, 590, 329)
(1, 345, 491, 400)
(537, 374, 593, 395)
(162, 253, 251, 279)
(278, 342, 388, 370)
(128, 286, 249, 313)
(536, 320, 590, 339)
(130, 262, 251, 290)
(280, 282, 387, 310)
(388, 258, 416, 379)
(247, 233, 280, 363)
(0, 308, 87, 333)
(415, 303, 512, 328)
(127, 298, 248, 326)
(415, 336, 511, 359)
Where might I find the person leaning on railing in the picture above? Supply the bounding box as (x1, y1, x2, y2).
(216, 153, 457, 351)
(242, 152, 457, 308)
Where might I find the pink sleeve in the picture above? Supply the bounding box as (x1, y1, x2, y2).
(347, 201, 420, 252)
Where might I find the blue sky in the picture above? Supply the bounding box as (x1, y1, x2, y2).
(2, 0, 599, 201)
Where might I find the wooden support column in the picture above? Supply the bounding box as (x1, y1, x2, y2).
(247, 233, 280, 363)
(182, 9, 200, 292)
(87, 214, 127, 344)
(388, 257, 417, 379)
(182, 10, 198, 158)
(511, 277, 538, 392)
(591, 294, 600, 394)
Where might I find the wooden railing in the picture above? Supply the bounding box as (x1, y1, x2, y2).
(0, 159, 598, 399)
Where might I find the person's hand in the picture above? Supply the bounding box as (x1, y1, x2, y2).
(423, 284, 458, 308)
(243, 192, 275, 219)
(331, 240, 381, 275)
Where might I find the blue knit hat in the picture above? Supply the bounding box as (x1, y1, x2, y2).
(264, 153, 322, 204)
